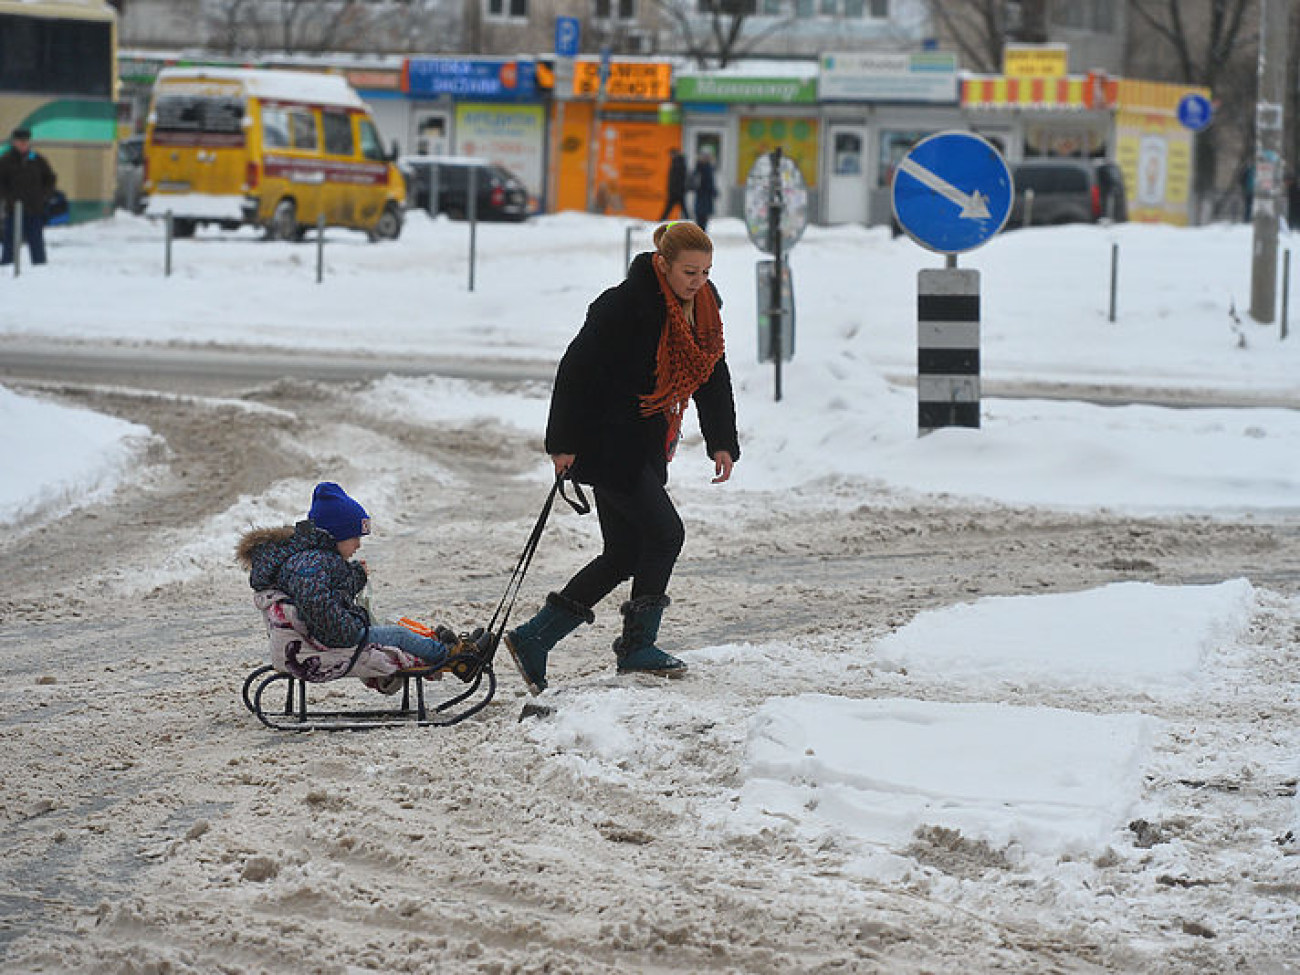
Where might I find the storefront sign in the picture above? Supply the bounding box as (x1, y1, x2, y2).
(676, 76, 817, 105)
(345, 69, 401, 92)
(1004, 44, 1069, 78)
(573, 61, 671, 101)
(455, 103, 546, 211)
(403, 59, 537, 100)
(818, 53, 958, 103)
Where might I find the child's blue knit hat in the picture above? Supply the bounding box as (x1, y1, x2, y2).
(309, 482, 370, 541)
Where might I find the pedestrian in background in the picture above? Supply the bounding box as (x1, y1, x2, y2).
(659, 147, 688, 221)
(0, 128, 57, 266)
(690, 150, 718, 232)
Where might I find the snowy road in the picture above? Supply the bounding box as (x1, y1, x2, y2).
(5, 335, 1298, 408)
(2, 342, 1299, 973)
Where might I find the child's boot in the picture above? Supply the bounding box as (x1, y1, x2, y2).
(505, 592, 593, 694)
(613, 595, 687, 677)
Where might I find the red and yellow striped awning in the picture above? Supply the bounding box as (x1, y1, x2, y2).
(962, 74, 1118, 110)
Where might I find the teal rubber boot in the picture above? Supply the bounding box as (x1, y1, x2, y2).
(505, 592, 593, 695)
(613, 595, 688, 677)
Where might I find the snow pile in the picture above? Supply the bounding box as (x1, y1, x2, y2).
(0, 385, 152, 530)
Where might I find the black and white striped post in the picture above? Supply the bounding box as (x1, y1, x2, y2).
(891, 131, 1012, 437)
(917, 268, 980, 433)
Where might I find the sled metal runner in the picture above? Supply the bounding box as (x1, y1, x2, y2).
(241, 652, 495, 731)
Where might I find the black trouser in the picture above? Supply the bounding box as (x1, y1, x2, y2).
(560, 464, 684, 607)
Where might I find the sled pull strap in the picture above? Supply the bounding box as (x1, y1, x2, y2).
(484, 472, 577, 649)
(559, 475, 590, 516)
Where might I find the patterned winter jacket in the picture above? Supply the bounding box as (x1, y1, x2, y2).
(237, 521, 370, 648)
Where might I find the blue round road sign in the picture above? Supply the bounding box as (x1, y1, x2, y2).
(891, 131, 1013, 254)
(1177, 93, 1213, 132)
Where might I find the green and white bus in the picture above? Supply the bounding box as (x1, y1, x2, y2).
(0, 0, 117, 223)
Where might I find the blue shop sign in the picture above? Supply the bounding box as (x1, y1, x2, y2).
(404, 58, 537, 100)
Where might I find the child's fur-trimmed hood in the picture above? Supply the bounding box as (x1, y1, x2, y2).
(235, 525, 294, 568)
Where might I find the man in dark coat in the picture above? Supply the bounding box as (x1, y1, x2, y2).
(690, 150, 718, 231)
(0, 128, 57, 266)
(658, 147, 688, 220)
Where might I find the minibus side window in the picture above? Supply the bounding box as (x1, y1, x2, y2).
(359, 119, 385, 162)
(323, 111, 354, 156)
(262, 106, 290, 148)
(289, 110, 318, 151)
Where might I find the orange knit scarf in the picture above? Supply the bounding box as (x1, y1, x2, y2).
(640, 263, 725, 423)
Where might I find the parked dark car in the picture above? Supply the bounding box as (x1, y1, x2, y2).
(1006, 159, 1127, 228)
(115, 135, 146, 214)
(400, 156, 530, 221)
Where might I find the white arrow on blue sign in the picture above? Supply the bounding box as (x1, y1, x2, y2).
(891, 131, 1013, 255)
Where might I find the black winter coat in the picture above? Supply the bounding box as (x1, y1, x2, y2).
(0, 147, 56, 215)
(545, 251, 741, 493)
(667, 153, 687, 198)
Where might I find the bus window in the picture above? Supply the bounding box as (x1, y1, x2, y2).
(261, 107, 290, 148)
(359, 119, 385, 162)
(289, 110, 317, 150)
(155, 95, 244, 135)
(322, 111, 354, 156)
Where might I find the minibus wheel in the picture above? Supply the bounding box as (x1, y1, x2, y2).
(268, 199, 299, 241)
(369, 204, 402, 242)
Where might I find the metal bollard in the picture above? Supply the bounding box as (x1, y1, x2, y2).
(1109, 242, 1119, 323)
(467, 165, 477, 292)
(1023, 188, 1035, 228)
(316, 214, 325, 283)
(624, 224, 634, 272)
(11, 199, 21, 277)
(165, 210, 173, 278)
(1283, 249, 1291, 340)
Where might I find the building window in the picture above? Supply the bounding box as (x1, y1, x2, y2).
(486, 0, 527, 19)
(595, 0, 637, 19)
(698, 0, 758, 14)
(1051, 0, 1114, 32)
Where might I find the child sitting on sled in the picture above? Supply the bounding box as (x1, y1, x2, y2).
(236, 481, 452, 683)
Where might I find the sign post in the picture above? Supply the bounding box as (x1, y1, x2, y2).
(552, 17, 579, 213)
(744, 150, 808, 401)
(586, 47, 611, 213)
(891, 131, 1012, 434)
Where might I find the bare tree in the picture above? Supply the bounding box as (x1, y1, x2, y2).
(1127, 0, 1258, 216)
(921, 0, 1006, 73)
(201, 0, 456, 55)
(649, 0, 792, 68)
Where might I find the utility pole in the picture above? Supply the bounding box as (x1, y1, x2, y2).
(1250, 0, 1290, 323)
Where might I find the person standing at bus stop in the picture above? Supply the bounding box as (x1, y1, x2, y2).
(0, 128, 57, 266)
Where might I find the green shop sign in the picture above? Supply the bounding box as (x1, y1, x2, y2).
(676, 76, 817, 105)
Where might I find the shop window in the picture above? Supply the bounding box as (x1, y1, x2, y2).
(1024, 125, 1107, 159)
(878, 129, 931, 187)
(834, 132, 863, 175)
